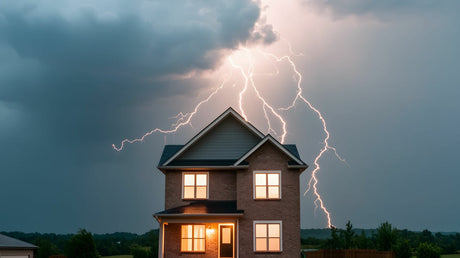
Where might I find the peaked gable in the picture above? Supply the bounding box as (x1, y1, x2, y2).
(161, 108, 264, 167)
(234, 135, 307, 168)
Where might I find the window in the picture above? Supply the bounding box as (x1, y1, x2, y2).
(181, 225, 205, 252)
(254, 171, 280, 199)
(183, 172, 208, 199)
(254, 221, 282, 252)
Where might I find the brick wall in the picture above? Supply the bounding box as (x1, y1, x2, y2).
(164, 170, 237, 210)
(163, 223, 218, 258)
(236, 142, 302, 257)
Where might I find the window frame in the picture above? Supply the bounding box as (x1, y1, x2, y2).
(253, 220, 283, 253)
(253, 170, 281, 200)
(182, 172, 209, 200)
(180, 224, 206, 253)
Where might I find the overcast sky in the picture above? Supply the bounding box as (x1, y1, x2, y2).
(1, 0, 459, 234)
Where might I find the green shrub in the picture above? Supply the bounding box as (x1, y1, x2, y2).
(417, 242, 441, 258)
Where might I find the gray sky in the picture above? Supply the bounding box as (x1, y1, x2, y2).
(1, 0, 459, 234)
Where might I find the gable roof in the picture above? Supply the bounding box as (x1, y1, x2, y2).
(0, 234, 38, 250)
(161, 107, 264, 167)
(233, 135, 307, 168)
(158, 107, 307, 170)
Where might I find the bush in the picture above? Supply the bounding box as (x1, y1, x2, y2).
(130, 244, 150, 258)
(417, 242, 441, 258)
(394, 239, 411, 258)
(65, 229, 99, 258)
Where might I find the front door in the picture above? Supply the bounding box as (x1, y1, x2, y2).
(219, 225, 234, 258)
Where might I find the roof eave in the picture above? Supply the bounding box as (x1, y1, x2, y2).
(287, 164, 309, 171)
(233, 135, 307, 166)
(154, 213, 244, 218)
(0, 246, 38, 250)
(158, 165, 249, 171)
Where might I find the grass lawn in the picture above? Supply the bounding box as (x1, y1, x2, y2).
(101, 255, 133, 258)
(441, 255, 460, 258)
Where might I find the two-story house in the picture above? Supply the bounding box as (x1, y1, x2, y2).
(154, 107, 308, 258)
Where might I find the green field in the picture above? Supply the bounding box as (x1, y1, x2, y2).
(101, 255, 133, 258)
(441, 255, 460, 258)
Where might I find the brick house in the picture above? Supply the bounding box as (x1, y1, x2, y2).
(154, 107, 308, 258)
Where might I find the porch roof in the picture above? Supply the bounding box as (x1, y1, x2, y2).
(154, 200, 243, 217)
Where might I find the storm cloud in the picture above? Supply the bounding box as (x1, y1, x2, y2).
(0, 0, 276, 233)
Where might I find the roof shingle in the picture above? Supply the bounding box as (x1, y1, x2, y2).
(0, 234, 38, 249)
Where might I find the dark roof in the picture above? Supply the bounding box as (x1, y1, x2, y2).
(0, 234, 38, 249)
(158, 145, 183, 166)
(155, 200, 243, 216)
(167, 159, 249, 166)
(283, 144, 302, 160)
(159, 144, 302, 167)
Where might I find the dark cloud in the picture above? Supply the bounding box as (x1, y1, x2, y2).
(0, 0, 277, 233)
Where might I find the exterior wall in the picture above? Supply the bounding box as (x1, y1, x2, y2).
(236, 142, 302, 257)
(163, 223, 218, 258)
(0, 249, 34, 257)
(178, 116, 261, 160)
(165, 170, 236, 210)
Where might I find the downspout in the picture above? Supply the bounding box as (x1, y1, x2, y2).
(236, 219, 239, 258)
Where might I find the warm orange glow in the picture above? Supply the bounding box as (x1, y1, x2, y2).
(255, 172, 280, 199)
(182, 225, 205, 252)
(206, 227, 215, 236)
(183, 173, 208, 199)
(255, 223, 281, 252)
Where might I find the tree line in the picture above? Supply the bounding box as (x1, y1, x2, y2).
(3, 222, 460, 258)
(1, 229, 158, 258)
(302, 221, 460, 258)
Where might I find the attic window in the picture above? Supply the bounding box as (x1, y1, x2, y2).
(183, 172, 208, 199)
(254, 171, 281, 199)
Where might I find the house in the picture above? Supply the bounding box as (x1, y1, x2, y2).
(0, 233, 38, 258)
(154, 107, 308, 258)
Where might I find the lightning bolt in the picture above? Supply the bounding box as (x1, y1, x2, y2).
(112, 77, 228, 151)
(228, 50, 287, 142)
(113, 36, 346, 228)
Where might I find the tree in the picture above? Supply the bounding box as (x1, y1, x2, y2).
(130, 244, 149, 258)
(417, 242, 441, 258)
(35, 238, 60, 258)
(375, 221, 398, 251)
(342, 220, 355, 249)
(394, 239, 412, 258)
(324, 226, 342, 249)
(419, 230, 434, 243)
(355, 230, 371, 249)
(65, 229, 100, 258)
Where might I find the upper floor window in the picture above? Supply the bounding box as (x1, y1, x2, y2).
(183, 172, 208, 199)
(254, 171, 281, 199)
(181, 224, 205, 252)
(254, 221, 282, 252)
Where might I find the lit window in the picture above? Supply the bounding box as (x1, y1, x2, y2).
(183, 173, 208, 199)
(254, 172, 280, 199)
(254, 222, 281, 252)
(181, 225, 205, 252)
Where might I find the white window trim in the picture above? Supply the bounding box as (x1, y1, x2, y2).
(182, 172, 209, 200)
(253, 170, 282, 200)
(253, 220, 283, 252)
